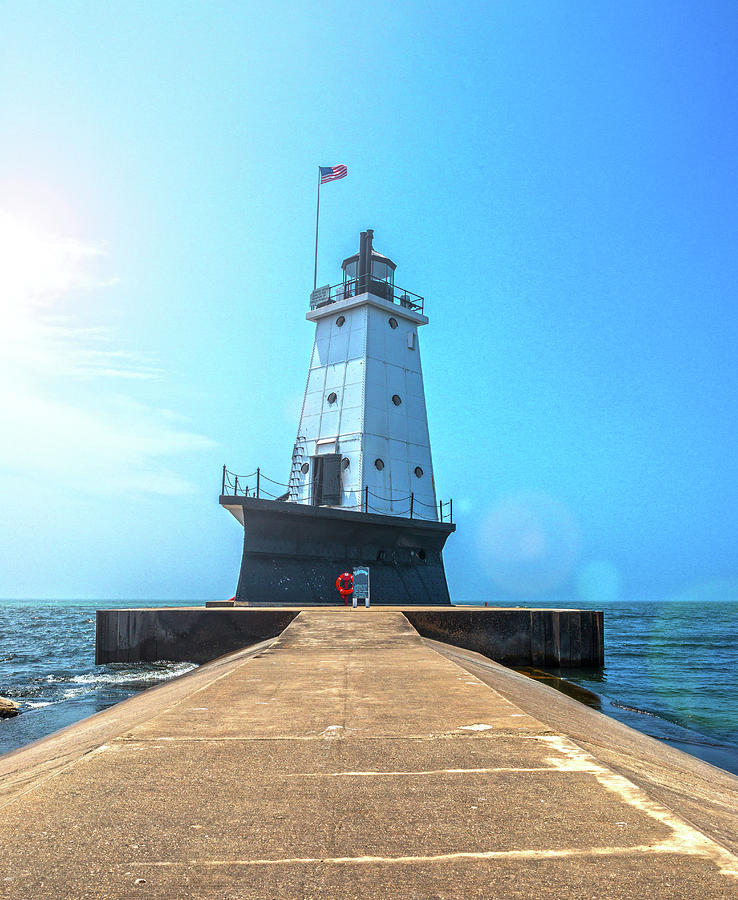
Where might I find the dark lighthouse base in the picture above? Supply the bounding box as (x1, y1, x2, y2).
(219, 496, 456, 605)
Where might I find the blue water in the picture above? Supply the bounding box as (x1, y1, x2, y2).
(0, 599, 197, 756)
(487, 597, 738, 775)
(1, 598, 737, 775)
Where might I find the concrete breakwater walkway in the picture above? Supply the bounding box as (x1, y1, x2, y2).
(1, 610, 738, 898)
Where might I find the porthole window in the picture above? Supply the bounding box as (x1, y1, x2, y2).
(341, 457, 350, 470)
(417, 549, 427, 561)
(327, 392, 337, 405)
(374, 458, 385, 471)
(392, 394, 402, 406)
(300, 462, 309, 474)
(336, 315, 345, 327)
(414, 466, 424, 478)
(388, 317, 398, 330)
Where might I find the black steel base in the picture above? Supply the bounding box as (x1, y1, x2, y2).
(220, 496, 455, 605)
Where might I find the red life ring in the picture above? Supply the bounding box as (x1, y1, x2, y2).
(336, 572, 354, 598)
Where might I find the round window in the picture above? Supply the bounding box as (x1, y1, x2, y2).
(336, 315, 345, 327)
(374, 458, 385, 471)
(388, 317, 398, 329)
(417, 548, 427, 561)
(392, 394, 402, 406)
(327, 392, 337, 405)
(414, 466, 424, 478)
(341, 457, 350, 470)
(300, 462, 309, 474)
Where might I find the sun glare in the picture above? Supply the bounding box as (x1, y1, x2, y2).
(0, 208, 211, 495)
(0, 211, 103, 320)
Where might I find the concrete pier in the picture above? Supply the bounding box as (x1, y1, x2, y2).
(2, 610, 737, 898)
(96, 605, 604, 667)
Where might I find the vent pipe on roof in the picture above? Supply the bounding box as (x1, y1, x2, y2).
(358, 229, 373, 284)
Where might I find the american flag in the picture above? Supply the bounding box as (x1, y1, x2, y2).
(320, 164, 347, 184)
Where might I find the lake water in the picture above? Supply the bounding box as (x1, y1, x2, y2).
(0, 599, 197, 754)
(1, 597, 737, 775)
(495, 597, 738, 775)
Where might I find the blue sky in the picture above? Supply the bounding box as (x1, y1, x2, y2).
(1, 1, 736, 603)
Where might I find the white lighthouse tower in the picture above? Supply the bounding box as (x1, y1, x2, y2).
(288, 229, 438, 521)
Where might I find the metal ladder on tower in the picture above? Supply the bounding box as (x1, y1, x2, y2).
(287, 435, 307, 502)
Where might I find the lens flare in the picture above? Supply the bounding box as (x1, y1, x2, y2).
(478, 492, 581, 595)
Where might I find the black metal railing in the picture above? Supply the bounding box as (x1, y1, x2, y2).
(310, 274, 424, 314)
(221, 466, 288, 500)
(221, 465, 452, 523)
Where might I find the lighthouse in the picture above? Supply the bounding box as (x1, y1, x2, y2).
(220, 229, 455, 604)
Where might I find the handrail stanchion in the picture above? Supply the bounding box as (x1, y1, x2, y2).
(256, 468, 260, 499)
(410, 492, 414, 519)
(364, 485, 368, 513)
(450, 498, 453, 524)
(439, 499, 443, 521)
(222, 464, 226, 495)
(234, 475, 238, 496)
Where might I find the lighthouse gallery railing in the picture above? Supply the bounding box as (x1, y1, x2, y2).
(221, 466, 453, 524)
(310, 275, 424, 314)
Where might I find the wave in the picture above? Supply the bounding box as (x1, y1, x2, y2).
(68, 662, 197, 686)
(608, 699, 736, 751)
(609, 700, 663, 718)
(38, 661, 197, 688)
(2, 662, 199, 715)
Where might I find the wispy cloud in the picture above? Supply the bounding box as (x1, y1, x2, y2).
(0, 211, 214, 495)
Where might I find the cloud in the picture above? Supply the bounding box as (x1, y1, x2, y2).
(0, 211, 214, 496)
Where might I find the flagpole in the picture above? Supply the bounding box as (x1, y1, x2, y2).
(313, 167, 320, 291)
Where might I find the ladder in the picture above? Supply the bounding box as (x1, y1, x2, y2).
(287, 435, 307, 502)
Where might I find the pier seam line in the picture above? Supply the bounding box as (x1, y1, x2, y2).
(534, 735, 738, 878)
(115, 732, 554, 744)
(129, 841, 728, 868)
(280, 767, 557, 777)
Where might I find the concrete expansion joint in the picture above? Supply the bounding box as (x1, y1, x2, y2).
(130, 844, 737, 870)
(534, 735, 738, 879)
(281, 766, 560, 778)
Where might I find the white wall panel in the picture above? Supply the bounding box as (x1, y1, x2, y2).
(347, 326, 366, 360)
(340, 381, 363, 410)
(313, 338, 330, 367)
(344, 358, 364, 385)
(327, 333, 349, 365)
